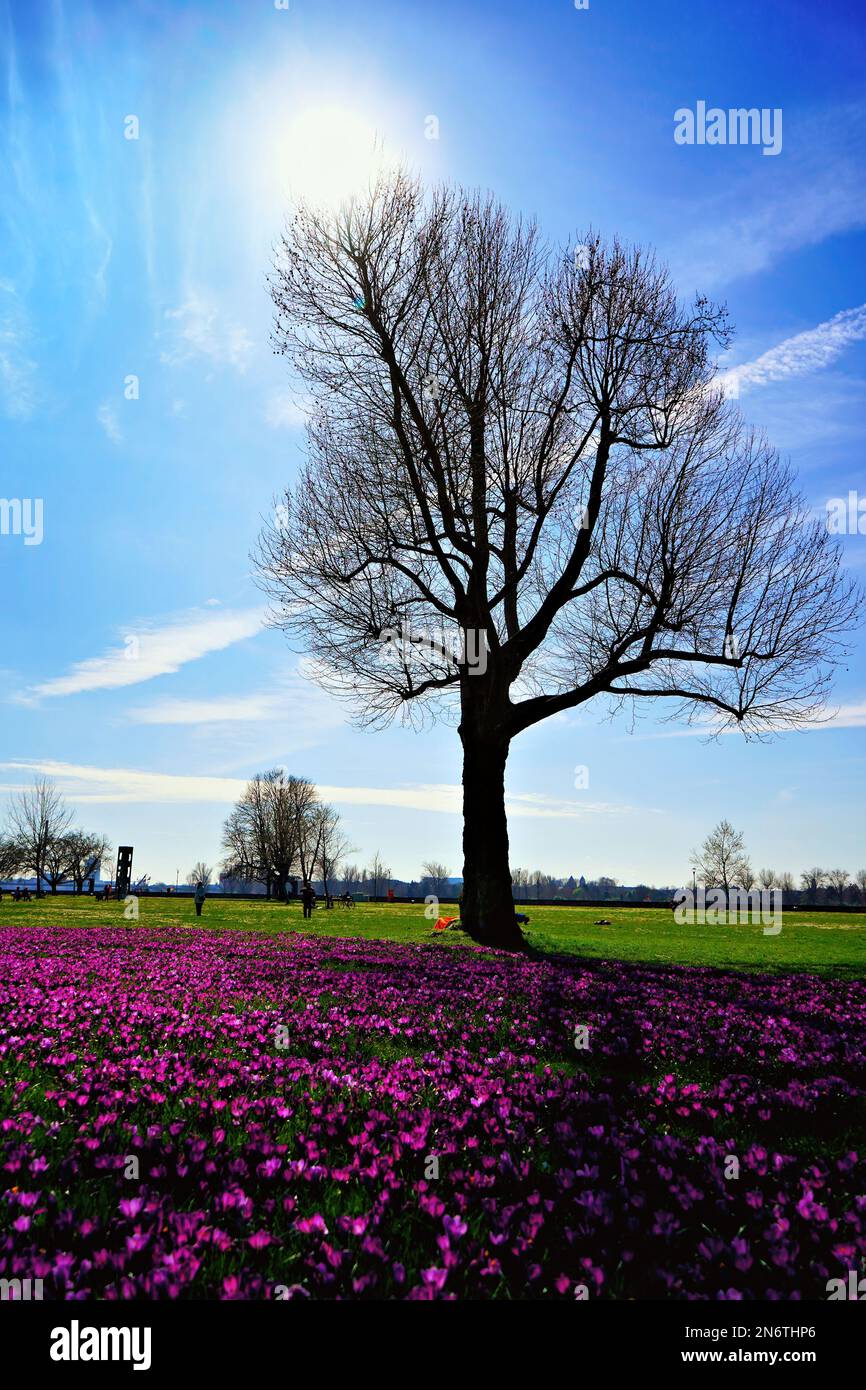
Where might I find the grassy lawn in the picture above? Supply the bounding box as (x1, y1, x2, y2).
(2, 893, 863, 976)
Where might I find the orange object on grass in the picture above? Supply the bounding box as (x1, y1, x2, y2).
(434, 915, 459, 932)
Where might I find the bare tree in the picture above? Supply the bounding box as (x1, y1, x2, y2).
(758, 867, 776, 890)
(317, 807, 353, 904)
(366, 852, 390, 898)
(296, 789, 327, 885)
(511, 866, 530, 901)
(186, 861, 214, 887)
(825, 868, 850, 904)
(43, 835, 76, 893)
(5, 778, 73, 896)
(256, 172, 861, 946)
(421, 860, 450, 896)
(778, 871, 795, 894)
(800, 868, 827, 900)
(221, 770, 318, 899)
(855, 868, 866, 902)
(692, 820, 749, 894)
(0, 836, 21, 882)
(341, 862, 362, 892)
(530, 869, 547, 900)
(595, 875, 620, 900)
(66, 831, 112, 893)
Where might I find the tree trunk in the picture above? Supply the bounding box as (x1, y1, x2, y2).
(459, 729, 524, 950)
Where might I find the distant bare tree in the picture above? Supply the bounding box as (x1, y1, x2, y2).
(778, 871, 795, 894)
(511, 867, 530, 901)
(66, 831, 112, 893)
(43, 835, 76, 893)
(341, 863, 362, 891)
(0, 836, 21, 881)
(221, 770, 318, 899)
(317, 808, 353, 904)
(6, 778, 73, 896)
(825, 868, 850, 903)
(800, 868, 827, 900)
(855, 869, 866, 902)
(366, 852, 390, 898)
(421, 861, 450, 896)
(739, 862, 756, 891)
(758, 867, 776, 890)
(187, 861, 214, 887)
(257, 171, 861, 946)
(692, 820, 749, 894)
(530, 869, 546, 900)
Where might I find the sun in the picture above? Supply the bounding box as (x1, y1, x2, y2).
(275, 105, 389, 211)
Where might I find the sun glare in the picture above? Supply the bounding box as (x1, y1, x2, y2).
(275, 105, 389, 211)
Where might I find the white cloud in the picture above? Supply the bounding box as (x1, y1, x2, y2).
(820, 700, 866, 729)
(128, 674, 344, 735)
(16, 606, 265, 703)
(719, 304, 866, 397)
(0, 760, 249, 805)
(161, 291, 254, 372)
(321, 784, 653, 820)
(0, 761, 658, 817)
(129, 693, 288, 724)
(97, 402, 123, 443)
(266, 390, 310, 429)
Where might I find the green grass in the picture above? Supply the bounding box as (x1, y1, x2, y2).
(2, 893, 864, 976)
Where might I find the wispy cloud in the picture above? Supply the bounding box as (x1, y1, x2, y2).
(96, 401, 123, 443)
(719, 304, 866, 397)
(128, 674, 345, 737)
(129, 692, 289, 725)
(671, 102, 866, 288)
(0, 761, 658, 817)
(265, 390, 310, 429)
(0, 760, 249, 805)
(16, 606, 265, 703)
(161, 291, 254, 372)
(0, 282, 38, 421)
(805, 700, 866, 730)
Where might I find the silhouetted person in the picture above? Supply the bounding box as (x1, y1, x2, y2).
(194, 881, 206, 917)
(301, 882, 315, 919)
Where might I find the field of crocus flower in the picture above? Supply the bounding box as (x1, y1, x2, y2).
(1, 921, 864, 1299)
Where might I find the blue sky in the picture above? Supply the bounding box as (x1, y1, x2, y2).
(1, 0, 865, 887)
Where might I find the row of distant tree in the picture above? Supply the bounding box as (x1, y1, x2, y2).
(3, 780, 860, 909)
(691, 820, 866, 904)
(0, 778, 112, 893)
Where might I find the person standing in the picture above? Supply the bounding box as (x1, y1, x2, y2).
(194, 881, 206, 918)
(301, 881, 315, 919)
